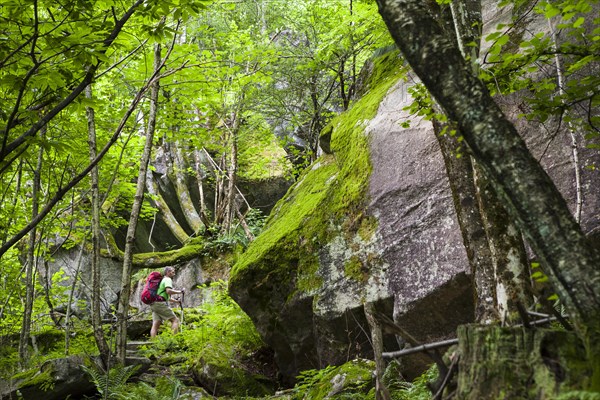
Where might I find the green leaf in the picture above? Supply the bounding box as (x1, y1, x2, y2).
(543, 5, 561, 18)
(572, 16, 585, 28)
(547, 294, 559, 301)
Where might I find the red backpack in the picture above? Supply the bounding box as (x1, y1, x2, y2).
(141, 272, 165, 304)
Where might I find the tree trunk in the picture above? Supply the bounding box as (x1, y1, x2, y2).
(432, 120, 497, 323)
(18, 128, 44, 366)
(86, 83, 111, 366)
(116, 43, 162, 362)
(429, 1, 498, 323)
(449, 0, 532, 324)
(376, 0, 600, 383)
(364, 302, 392, 400)
(222, 110, 240, 234)
(64, 243, 85, 356)
(456, 325, 590, 399)
(473, 164, 532, 324)
(192, 149, 211, 228)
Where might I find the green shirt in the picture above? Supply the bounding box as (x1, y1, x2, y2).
(157, 276, 173, 301)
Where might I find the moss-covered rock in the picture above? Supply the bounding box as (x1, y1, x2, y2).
(229, 50, 405, 384)
(291, 359, 376, 400)
(1, 355, 97, 400)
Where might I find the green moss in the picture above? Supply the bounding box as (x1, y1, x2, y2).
(357, 217, 378, 242)
(13, 367, 54, 390)
(11, 368, 39, 382)
(345, 256, 368, 283)
(296, 261, 323, 293)
(230, 52, 405, 304)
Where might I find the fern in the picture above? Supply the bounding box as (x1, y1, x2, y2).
(81, 364, 140, 399)
(117, 377, 183, 400)
(291, 365, 338, 396)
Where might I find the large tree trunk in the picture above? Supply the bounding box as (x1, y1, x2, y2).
(376, 0, 600, 385)
(116, 43, 162, 362)
(86, 84, 111, 366)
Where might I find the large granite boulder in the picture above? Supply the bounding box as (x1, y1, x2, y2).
(228, 3, 600, 385)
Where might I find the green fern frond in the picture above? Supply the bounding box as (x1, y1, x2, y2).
(81, 364, 140, 399)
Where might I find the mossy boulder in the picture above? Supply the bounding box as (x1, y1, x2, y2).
(1, 355, 97, 400)
(230, 50, 413, 384)
(229, 46, 474, 383)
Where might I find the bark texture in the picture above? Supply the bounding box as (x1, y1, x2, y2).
(376, 0, 600, 362)
(456, 325, 592, 399)
(432, 120, 496, 323)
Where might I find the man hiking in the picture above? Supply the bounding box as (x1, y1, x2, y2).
(150, 266, 185, 338)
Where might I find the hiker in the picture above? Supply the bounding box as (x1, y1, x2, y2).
(150, 266, 185, 338)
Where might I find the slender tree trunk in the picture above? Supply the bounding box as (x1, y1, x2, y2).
(214, 148, 228, 225)
(222, 110, 240, 234)
(192, 149, 211, 227)
(19, 126, 44, 366)
(309, 74, 323, 160)
(432, 121, 497, 323)
(86, 83, 111, 366)
(364, 302, 392, 400)
(116, 43, 162, 362)
(548, 17, 582, 223)
(64, 243, 85, 356)
(376, 0, 600, 384)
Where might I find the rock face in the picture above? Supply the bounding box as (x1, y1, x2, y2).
(229, 3, 600, 385)
(366, 72, 474, 344)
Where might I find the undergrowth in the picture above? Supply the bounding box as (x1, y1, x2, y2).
(140, 280, 264, 371)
